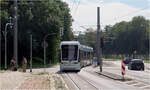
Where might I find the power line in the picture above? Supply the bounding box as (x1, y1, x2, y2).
(71, 0, 76, 11)
(73, 0, 80, 16)
(114, 6, 150, 21)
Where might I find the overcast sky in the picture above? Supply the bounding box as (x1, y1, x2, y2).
(62, 0, 150, 34)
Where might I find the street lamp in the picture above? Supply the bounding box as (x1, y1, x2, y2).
(42, 28, 63, 72)
(3, 17, 13, 70)
(43, 33, 56, 72)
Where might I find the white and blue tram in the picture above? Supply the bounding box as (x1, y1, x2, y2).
(60, 41, 93, 71)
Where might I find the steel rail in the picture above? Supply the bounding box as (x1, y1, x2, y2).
(76, 73, 99, 90)
(65, 73, 80, 90)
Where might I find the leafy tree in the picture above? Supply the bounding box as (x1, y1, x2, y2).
(1, 0, 74, 66)
(77, 16, 149, 57)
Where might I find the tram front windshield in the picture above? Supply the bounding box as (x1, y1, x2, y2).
(61, 45, 78, 61)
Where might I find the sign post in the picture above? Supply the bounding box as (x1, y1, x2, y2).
(42, 41, 48, 72)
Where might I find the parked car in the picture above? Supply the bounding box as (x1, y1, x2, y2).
(123, 57, 132, 65)
(128, 59, 144, 71)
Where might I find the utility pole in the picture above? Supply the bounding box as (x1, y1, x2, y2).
(44, 39, 46, 72)
(97, 7, 102, 72)
(30, 34, 32, 72)
(4, 24, 8, 70)
(4, 17, 13, 70)
(0, 24, 1, 70)
(13, 0, 18, 68)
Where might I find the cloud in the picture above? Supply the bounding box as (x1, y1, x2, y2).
(64, 0, 150, 35)
(147, 0, 150, 6)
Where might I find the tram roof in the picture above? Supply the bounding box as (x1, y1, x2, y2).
(61, 41, 80, 45)
(61, 41, 93, 52)
(80, 45, 93, 52)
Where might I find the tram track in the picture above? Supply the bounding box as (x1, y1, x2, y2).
(64, 72, 99, 90)
(65, 72, 80, 90)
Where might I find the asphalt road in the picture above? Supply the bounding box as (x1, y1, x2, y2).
(26, 61, 150, 90)
(103, 61, 150, 84)
(59, 61, 150, 90)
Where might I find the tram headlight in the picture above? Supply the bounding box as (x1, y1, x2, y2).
(62, 62, 67, 64)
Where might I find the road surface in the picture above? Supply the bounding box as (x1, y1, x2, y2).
(24, 61, 150, 90)
(59, 61, 150, 90)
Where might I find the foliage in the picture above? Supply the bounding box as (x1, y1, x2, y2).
(104, 16, 149, 55)
(78, 28, 97, 52)
(1, 0, 73, 66)
(78, 16, 150, 56)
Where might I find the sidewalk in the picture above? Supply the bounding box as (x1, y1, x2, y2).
(0, 71, 29, 89)
(19, 75, 50, 90)
(0, 69, 67, 90)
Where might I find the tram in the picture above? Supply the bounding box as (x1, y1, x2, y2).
(60, 41, 93, 71)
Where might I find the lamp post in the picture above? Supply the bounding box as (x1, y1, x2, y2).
(43, 33, 56, 72)
(3, 17, 13, 70)
(42, 28, 63, 72)
(13, 0, 18, 69)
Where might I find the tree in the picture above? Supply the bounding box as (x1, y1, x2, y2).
(77, 16, 149, 57)
(1, 0, 74, 66)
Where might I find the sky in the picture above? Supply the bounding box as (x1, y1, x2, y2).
(62, 0, 150, 35)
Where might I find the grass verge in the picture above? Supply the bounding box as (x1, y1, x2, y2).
(103, 58, 122, 61)
(144, 60, 150, 63)
(0, 70, 4, 73)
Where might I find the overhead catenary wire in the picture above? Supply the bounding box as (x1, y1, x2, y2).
(73, 0, 80, 16)
(71, 1, 150, 33)
(113, 6, 150, 22)
(77, 6, 149, 29)
(71, 0, 76, 11)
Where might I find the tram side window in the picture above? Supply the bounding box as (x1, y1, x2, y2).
(80, 50, 83, 60)
(87, 52, 89, 59)
(89, 52, 91, 59)
(84, 52, 86, 60)
(88, 52, 90, 59)
(87, 52, 90, 59)
(79, 50, 81, 61)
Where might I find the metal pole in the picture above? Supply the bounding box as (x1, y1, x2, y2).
(4, 24, 10, 70)
(44, 40, 46, 72)
(0, 2, 1, 70)
(56, 47, 57, 63)
(30, 34, 32, 72)
(13, 0, 18, 68)
(97, 7, 102, 72)
(0, 26, 2, 70)
(43, 33, 56, 72)
(4, 24, 8, 70)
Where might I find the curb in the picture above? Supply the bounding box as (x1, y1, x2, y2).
(96, 71, 131, 81)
